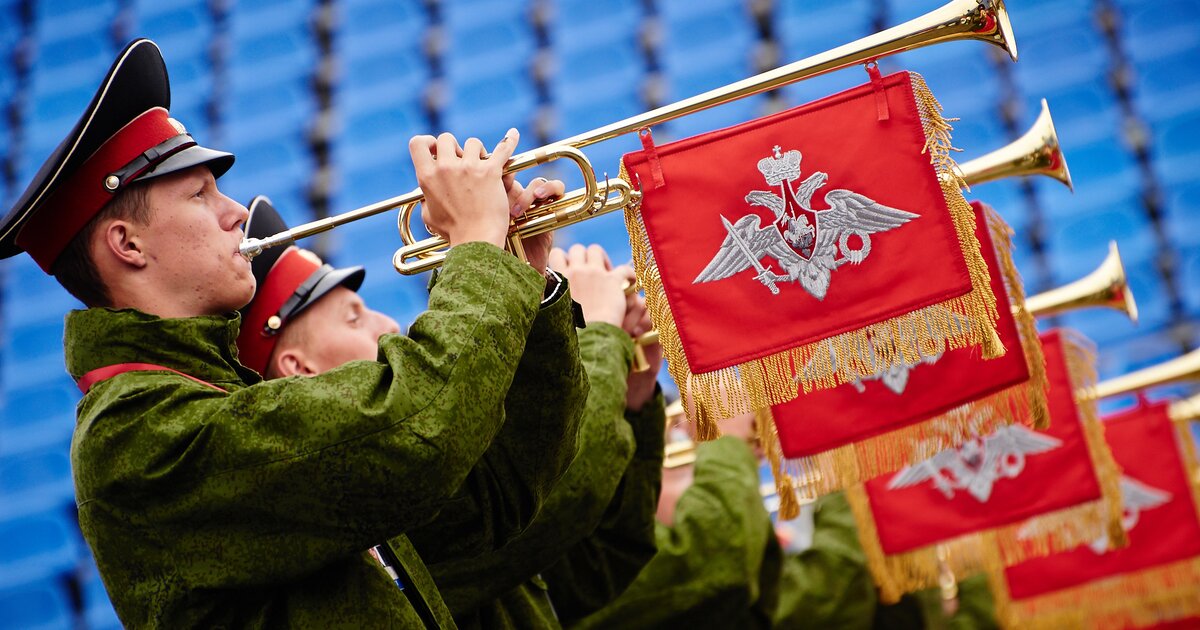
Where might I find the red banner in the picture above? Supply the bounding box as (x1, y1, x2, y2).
(991, 400, 1200, 628)
(844, 329, 1123, 603)
(769, 201, 1047, 493)
(620, 70, 1002, 430)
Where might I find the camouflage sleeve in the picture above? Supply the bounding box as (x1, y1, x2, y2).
(546, 388, 666, 624)
(419, 323, 635, 615)
(571, 437, 779, 629)
(772, 492, 879, 629)
(85, 243, 546, 585)
(405, 282, 592, 567)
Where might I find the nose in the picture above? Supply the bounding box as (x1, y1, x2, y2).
(218, 188, 250, 231)
(372, 310, 401, 337)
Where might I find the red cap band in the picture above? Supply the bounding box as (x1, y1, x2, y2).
(17, 108, 189, 272)
(237, 247, 322, 375)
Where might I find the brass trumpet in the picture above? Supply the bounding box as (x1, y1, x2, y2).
(239, 0, 1016, 269)
(1091, 348, 1200, 401)
(957, 99, 1073, 190)
(1169, 393, 1200, 422)
(1022, 241, 1138, 322)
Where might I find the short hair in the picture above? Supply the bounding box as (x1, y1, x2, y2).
(263, 314, 312, 380)
(51, 183, 151, 307)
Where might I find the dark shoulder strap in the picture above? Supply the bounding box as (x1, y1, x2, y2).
(76, 362, 228, 394)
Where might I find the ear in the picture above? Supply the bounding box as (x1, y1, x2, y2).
(271, 346, 317, 378)
(100, 219, 148, 268)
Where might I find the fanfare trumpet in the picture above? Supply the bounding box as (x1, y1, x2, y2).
(957, 99, 1073, 191)
(239, 0, 1016, 268)
(1019, 241, 1138, 323)
(1090, 348, 1200, 401)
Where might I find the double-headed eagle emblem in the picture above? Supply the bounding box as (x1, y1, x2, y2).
(887, 424, 1063, 503)
(693, 146, 920, 299)
(1085, 476, 1172, 554)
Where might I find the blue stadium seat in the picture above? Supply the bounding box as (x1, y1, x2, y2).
(341, 0, 428, 44)
(1046, 203, 1153, 282)
(1125, 0, 1200, 65)
(0, 581, 73, 630)
(1164, 181, 1200, 251)
(550, 0, 641, 52)
(1013, 26, 1107, 97)
(441, 1, 535, 81)
(337, 43, 430, 112)
(1181, 246, 1200, 318)
(0, 512, 80, 590)
(1006, 0, 1091, 39)
(82, 563, 122, 630)
(0, 448, 74, 520)
(659, 4, 753, 62)
(0, 377, 78, 456)
(442, 73, 537, 142)
(776, 0, 871, 59)
(1154, 108, 1200, 169)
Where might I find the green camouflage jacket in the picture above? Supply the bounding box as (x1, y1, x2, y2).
(873, 574, 998, 630)
(413, 322, 664, 629)
(773, 492, 878, 629)
(66, 243, 586, 629)
(571, 436, 783, 629)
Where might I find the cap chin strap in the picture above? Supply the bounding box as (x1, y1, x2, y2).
(264, 264, 333, 336)
(107, 133, 196, 190)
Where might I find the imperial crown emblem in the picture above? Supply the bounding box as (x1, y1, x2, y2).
(693, 145, 920, 300)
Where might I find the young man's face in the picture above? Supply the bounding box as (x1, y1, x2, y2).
(284, 286, 401, 375)
(139, 166, 255, 315)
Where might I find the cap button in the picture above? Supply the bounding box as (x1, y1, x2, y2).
(104, 175, 120, 191)
(267, 315, 282, 330)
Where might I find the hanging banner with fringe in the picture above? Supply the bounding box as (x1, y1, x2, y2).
(843, 329, 1124, 604)
(620, 70, 1003, 432)
(988, 398, 1200, 629)
(762, 201, 1047, 506)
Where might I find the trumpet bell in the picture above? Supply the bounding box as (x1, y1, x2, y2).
(959, 99, 1073, 191)
(1024, 241, 1137, 323)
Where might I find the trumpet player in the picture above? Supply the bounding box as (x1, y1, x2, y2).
(0, 38, 587, 628)
(240, 192, 668, 629)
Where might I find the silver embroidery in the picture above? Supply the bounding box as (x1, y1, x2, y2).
(887, 425, 1063, 503)
(694, 146, 919, 299)
(1086, 476, 1173, 554)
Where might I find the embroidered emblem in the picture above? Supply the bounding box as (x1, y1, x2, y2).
(1086, 476, 1172, 554)
(694, 146, 920, 299)
(887, 425, 1063, 503)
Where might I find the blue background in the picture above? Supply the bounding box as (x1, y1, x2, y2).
(0, 0, 1196, 626)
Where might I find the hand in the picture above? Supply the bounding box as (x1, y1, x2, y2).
(504, 175, 565, 274)
(548, 244, 626, 327)
(624, 291, 662, 410)
(409, 129, 519, 248)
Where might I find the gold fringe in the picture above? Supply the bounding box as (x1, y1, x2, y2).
(844, 331, 1124, 599)
(989, 408, 1200, 629)
(770, 208, 1050, 496)
(991, 556, 1200, 629)
(621, 71, 1004, 439)
(757, 407, 801, 520)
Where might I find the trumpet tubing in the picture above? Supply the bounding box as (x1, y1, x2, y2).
(1169, 393, 1200, 423)
(1022, 241, 1138, 322)
(239, 0, 1017, 269)
(959, 99, 1073, 190)
(1092, 348, 1200, 400)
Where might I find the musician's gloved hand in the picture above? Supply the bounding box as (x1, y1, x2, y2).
(504, 174, 565, 275)
(408, 129, 519, 248)
(548, 244, 626, 328)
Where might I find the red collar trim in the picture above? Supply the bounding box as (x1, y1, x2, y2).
(77, 362, 227, 394)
